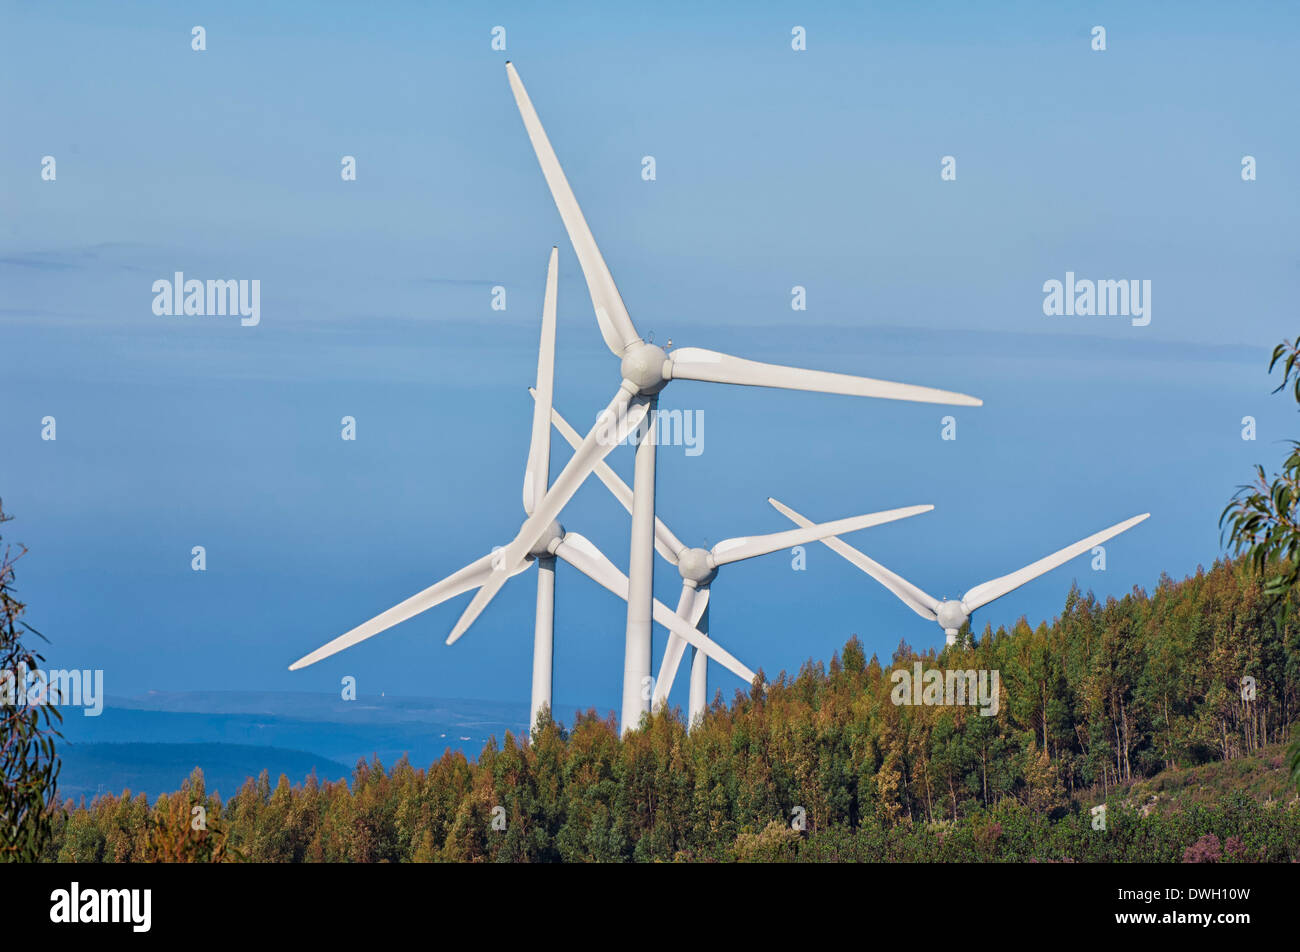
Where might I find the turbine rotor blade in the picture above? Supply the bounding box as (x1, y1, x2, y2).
(961, 513, 1151, 612)
(652, 584, 697, 709)
(768, 497, 941, 621)
(535, 389, 686, 564)
(554, 533, 755, 685)
(711, 505, 933, 567)
(505, 62, 640, 356)
(290, 551, 521, 670)
(688, 584, 711, 628)
(447, 387, 648, 644)
(523, 246, 559, 515)
(666, 347, 982, 407)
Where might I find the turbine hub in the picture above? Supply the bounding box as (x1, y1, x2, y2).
(620, 342, 670, 394)
(524, 520, 564, 559)
(935, 600, 969, 633)
(677, 547, 717, 585)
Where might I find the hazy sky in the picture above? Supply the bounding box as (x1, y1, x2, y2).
(3, 1, 1298, 720)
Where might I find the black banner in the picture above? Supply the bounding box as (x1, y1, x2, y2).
(3, 861, 1279, 940)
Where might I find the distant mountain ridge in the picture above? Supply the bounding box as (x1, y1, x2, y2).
(103, 689, 533, 727)
(56, 690, 563, 801)
(58, 742, 350, 802)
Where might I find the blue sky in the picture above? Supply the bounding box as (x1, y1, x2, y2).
(2, 1, 1298, 721)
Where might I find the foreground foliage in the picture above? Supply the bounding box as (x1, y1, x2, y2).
(1221, 335, 1300, 783)
(44, 557, 1300, 862)
(0, 503, 61, 862)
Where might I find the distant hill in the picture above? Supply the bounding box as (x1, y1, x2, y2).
(57, 742, 350, 802)
(54, 690, 547, 801)
(59, 690, 537, 766)
(103, 690, 532, 728)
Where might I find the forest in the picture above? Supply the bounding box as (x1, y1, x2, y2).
(41, 555, 1300, 862)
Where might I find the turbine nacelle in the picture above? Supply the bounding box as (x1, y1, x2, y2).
(524, 519, 564, 559)
(620, 342, 669, 394)
(935, 599, 970, 635)
(676, 547, 718, 586)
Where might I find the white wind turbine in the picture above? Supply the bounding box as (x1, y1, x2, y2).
(769, 498, 1150, 645)
(458, 61, 984, 733)
(541, 399, 934, 727)
(288, 248, 757, 735)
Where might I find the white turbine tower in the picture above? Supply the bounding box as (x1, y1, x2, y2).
(769, 498, 1150, 645)
(288, 248, 757, 735)
(542, 398, 934, 726)
(458, 61, 985, 733)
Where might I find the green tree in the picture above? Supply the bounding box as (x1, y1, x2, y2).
(1221, 337, 1300, 788)
(142, 768, 240, 862)
(1222, 337, 1300, 599)
(0, 501, 61, 862)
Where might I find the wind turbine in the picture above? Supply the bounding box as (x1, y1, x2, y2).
(288, 248, 757, 735)
(769, 498, 1150, 645)
(449, 61, 983, 734)
(541, 397, 934, 726)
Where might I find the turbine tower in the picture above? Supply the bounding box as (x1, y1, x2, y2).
(288, 249, 757, 735)
(462, 61, 984, 734)
(542, 398, 934, 726)
(769, 498, 1150, 644)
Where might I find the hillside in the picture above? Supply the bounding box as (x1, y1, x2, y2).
(1105, 741, 1298, 813)
(44, 557, 1300, 862)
